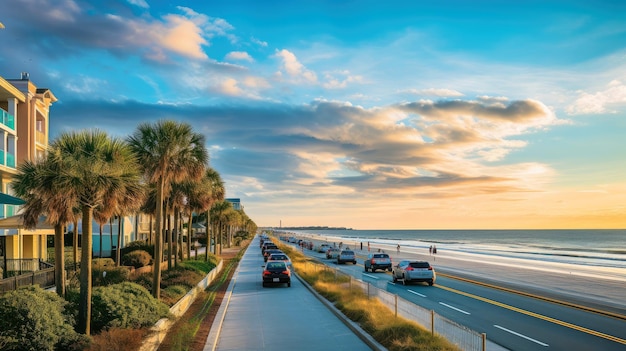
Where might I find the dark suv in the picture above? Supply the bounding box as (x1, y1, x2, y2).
(364, 253, 392, 272)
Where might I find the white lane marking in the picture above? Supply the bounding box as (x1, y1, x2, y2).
(362, 273, 379, 279)
(494, 325, 549, 347)
(439, 302, 471, 315)
(408, 289, 427, 297)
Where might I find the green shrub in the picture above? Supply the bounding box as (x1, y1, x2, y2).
(161, 266, 203, 290)
(120, 240, 154, 258)
(121, 250, 152, 268)
(161, 285, 190, 306)
(91, 282, 170, 334)
(0, 285, 91, 351)
(178, 258, 217, 274)
(130, 272, 152, 291)
(92, 259, 130, 287)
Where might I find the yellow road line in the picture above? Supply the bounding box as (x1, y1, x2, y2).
(436, 284, 626, 345)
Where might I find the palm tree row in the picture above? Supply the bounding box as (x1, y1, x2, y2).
(11, 120, 253, 336)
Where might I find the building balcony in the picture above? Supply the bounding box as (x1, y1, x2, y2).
(0, 150, 16, 168)
(0, 109, 15, 130)
(35, 130, 46, 145)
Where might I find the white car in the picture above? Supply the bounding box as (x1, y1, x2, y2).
(392, 260, 436, 286)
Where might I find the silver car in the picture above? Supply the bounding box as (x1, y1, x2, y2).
(392, 260, 436, 286)
(337, 249, 356, 264)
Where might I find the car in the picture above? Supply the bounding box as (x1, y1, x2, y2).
(364, 253, 392, 272)
(337, 249, 356, 264)
(262, 261, 291, 287)
(316, 243, 331, 253)
(326, 247, 339, 259)
(263, 249, 283, 261)
(392, 260, 436, 286)
(267, 253, 292, 267)
(261, 241, 278, 254)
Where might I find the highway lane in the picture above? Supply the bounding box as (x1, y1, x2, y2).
(283, 239, 626, 351)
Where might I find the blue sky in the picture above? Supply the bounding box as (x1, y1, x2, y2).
(1, 0, 625, 229)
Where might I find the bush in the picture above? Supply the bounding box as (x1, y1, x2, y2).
(90, 282, 170, 334)
(130, 272, 152, 291)
(120, 240, 154, 258)
(121, 250, 152, 268)
(161, 266, 203, 290)
(87, 327, 149, 351)
(0, 285, 91, 351)
(92, 258, 130, 287)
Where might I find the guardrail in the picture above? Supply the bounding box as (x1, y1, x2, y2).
(300, 261, 487, 351)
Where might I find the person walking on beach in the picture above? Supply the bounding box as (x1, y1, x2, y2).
(429, 245, 433, 255)
(397, 244, 400, 253)
(432, 245, 437, 255)
(367, 241, 370, 252)
(360, 242, 363, 250)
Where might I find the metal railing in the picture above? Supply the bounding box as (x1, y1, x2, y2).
(0, 267, 55, 293)
(0, 108, 15, 130)
(300, 261, 487, 351)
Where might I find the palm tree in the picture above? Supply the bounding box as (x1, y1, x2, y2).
(48, 130, 143, 335)
(204, 168, 225, 258)
(127, 120, 208, 299)
(209, 200, 232, 255)
(12, 158, 77, 298)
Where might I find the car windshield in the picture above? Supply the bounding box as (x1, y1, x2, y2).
(270, 255, 288, 260)
(267, 262, 286, 269)
(409, 262, 431, 269)
(373, 254, 388, 258)
(343, 251, 354, 255)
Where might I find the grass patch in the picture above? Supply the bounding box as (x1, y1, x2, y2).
(276, 240, 461, 351)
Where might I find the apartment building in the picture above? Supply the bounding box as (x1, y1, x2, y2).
(0, 72, 55, 277)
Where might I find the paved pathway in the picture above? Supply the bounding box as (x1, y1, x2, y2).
(204, 235, 376, 351)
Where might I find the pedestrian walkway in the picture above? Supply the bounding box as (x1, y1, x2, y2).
(204, 235, 377, 351)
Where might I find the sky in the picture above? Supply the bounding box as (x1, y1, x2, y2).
(1, 0, 625, 230)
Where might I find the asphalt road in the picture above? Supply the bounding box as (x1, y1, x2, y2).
(291, 236, 626, 351)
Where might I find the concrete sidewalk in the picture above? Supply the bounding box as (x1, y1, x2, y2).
(204, 235, 380, 351)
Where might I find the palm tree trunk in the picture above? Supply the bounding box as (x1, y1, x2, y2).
(54, 223, 65, 297)
(152, 180, 164, 299)
(167, 212, 172, 269)
(73, 220, 78, 270)
(173, 209, 179, 267)
(116, 216, 122, 266)
(78, 206, 94, 335)
(149, 214, 153, 244)
(109, 217, 113, 258)
(99, 223, 103, 258)
(186, 208, 193, 260)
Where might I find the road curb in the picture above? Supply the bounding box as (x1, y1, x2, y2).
(203, 266, 238, 351)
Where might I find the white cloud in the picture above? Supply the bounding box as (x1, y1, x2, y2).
(225, 51, 254, 62)
(217, 78, 243, 96)
(251, 37, 268, 47)
(127, 0, 149, 8)
(567, 80, 626, 115)
(274, 49, 317, 83)
(405, 88, 464, 97)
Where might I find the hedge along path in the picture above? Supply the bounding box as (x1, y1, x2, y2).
(157, 241, 250, 351)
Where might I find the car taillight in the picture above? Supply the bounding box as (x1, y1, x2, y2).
(282, 270, 290, 275)
(428, 267, 433, 270)
(405, 266, 414, 271)
(263, 270, 271, 276)
(370, 259, 376, 264)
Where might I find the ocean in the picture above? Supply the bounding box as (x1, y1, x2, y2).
(288, 229, 626, 270)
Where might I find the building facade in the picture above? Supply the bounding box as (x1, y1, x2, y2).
(0, 72, 56, 277)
